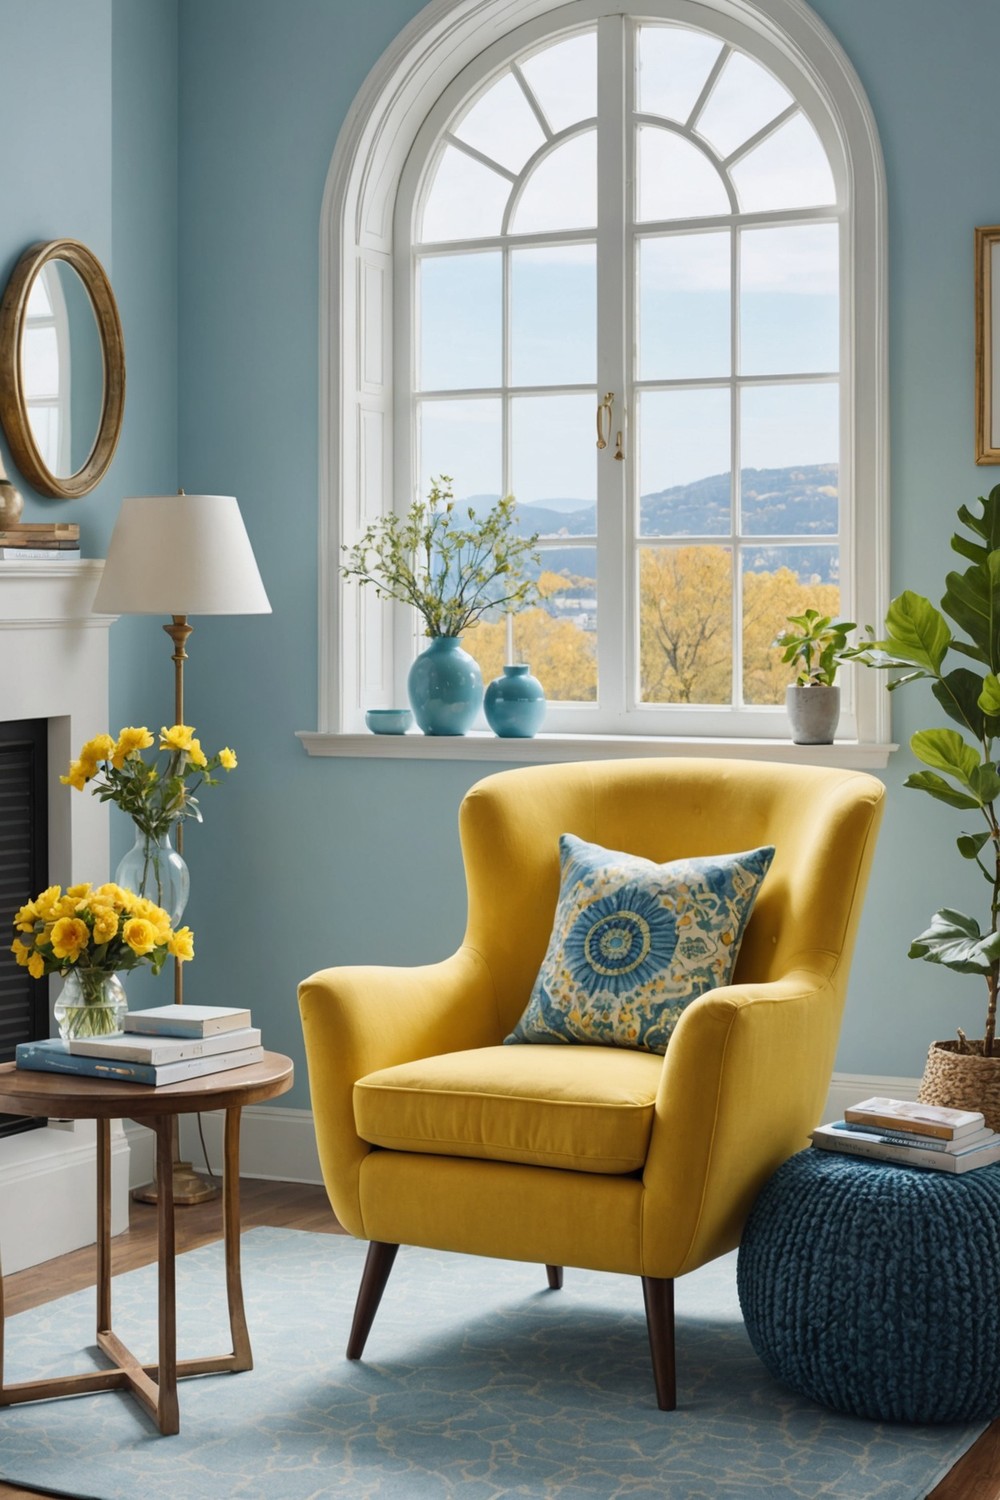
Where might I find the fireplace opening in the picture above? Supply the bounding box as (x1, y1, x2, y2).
(0, 719, 49, 1138)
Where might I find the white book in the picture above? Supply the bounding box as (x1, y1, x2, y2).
(123, 1004, 252, 1038)
(843, 1096, 984, 1139)
(69, 1026, 262, 1064)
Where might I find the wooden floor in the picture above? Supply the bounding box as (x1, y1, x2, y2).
(0, 1180, 995, 1500)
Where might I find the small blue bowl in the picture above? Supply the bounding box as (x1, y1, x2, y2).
(365, 708, 413, 735)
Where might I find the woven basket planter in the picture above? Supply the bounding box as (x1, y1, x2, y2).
(918, 1039, 1000, 1133)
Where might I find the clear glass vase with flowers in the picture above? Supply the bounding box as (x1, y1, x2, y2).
(61, 725, 237, 922)
(11, 882, 194, 1039)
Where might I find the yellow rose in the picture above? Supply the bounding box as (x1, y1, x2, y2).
(122, 917, 158, 956)
(112, 725, 154, 768)
(13, 900, 39, 932)
(60, 760, 90, 791)
(34, 886, 63, 921)
(27, 952, 45, 980)
(10, 938, 31, 967)
(167, 926, 195, 963)
(218, 747, 237, 770)
(66, 882, 92, 901)
(96, 883, 131, 910)
(90, 906, 119, 944)
(80, 734, 115, 766)
(160, 724, 195, 753)
(188, 738, 208, 769)
(50, 917, 89, 961)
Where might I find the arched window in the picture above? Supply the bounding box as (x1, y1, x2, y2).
(311, 0, 888, 755)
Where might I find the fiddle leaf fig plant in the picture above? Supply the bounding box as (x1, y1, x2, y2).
(849, 484, 1000, 1056)
(775, 609, 856, 686)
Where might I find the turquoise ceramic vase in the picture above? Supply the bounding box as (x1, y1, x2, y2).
(484, 663, 547, 738)
(407, 635, 483, 735)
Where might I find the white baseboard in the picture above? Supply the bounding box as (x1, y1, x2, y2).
(121, 1073, 921, 1195)
(0, 1121, 130, 1274)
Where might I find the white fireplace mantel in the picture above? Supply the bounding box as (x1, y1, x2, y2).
(0, 560, 129, 1272)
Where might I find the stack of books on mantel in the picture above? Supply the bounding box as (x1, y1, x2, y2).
(15, 1005, 262, 1085)
(811, 1095, 1000, 1174)
(0, 523, 81, 561)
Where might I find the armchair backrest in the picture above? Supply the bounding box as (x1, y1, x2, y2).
(459, 758, 885, 1039)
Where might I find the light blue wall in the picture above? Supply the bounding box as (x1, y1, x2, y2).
(5, 1, 1000, 1103)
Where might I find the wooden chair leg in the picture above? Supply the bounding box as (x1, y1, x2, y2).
(545, 1264, 563, 1290)
(641, 1275, 676, 1411)
(346, 1241, 399, 1360)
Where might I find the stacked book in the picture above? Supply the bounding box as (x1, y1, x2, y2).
(0, 523, 80, 561)
(812, 1095, 1000, 1174)
(15, 1005, 263, 1085)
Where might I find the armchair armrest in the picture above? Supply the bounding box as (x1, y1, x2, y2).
(641, 967, 839, 1277)
(298, 946, 498, 1235)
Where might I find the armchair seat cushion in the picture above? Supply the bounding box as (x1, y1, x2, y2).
(354, 1044, 663, 1175)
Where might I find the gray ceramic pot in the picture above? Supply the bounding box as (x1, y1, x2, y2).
(785, 684, 840, 744)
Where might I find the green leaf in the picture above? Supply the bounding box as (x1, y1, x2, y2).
(979, 672, 1000, 717)
(903, 771, 980, 810)
(879, 591, 951, 673)
(941, 551, 1000, 671)
(957, 830, 992, 859)
(969, 762, 1000, 804)
(908, 908, 1000, 975)
(932, 667, 989, 739)
(909, 728, 981, 787)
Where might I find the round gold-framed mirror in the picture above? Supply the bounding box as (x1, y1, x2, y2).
(0, 239, 125, 499)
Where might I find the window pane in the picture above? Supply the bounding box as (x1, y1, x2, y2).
(638, 388, 731, 536)
(25, 406, 59, 470)
(512, 132, 596, 233)
(511, 245, 596, 387)
(639, 545, 732, 703)
(418, 253, 501, 390)
(420, 145, 511, 242)
(637, 25, 724, 124)
(22, 327, 59, 398)
(740, 224, 838, 377)
(742, 544, 840, 704)
(637, 127, 729, 222)
(454, 73, 546, 174)
(741, 384, 838, 535)
(26, 274, 53, 317)
(511, 393, 596, 511)
(639, 232, 730, 381)
(418, 398, 502, 502)
(732, 113, 836, 211)
(520, 32, 597, 133)
(696, 51, 792, 158)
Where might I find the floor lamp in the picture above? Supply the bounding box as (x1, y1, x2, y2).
(93, 492, 271, 1203)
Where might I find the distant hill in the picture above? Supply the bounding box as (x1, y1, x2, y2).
(457, 466, 840, 583)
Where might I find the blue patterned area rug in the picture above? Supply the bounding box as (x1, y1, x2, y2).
(0, 1226, 983, 1500)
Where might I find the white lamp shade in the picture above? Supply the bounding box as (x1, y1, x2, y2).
(93, 494, 272, 616)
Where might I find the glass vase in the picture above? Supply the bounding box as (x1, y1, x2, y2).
(55, 970, 126, 1040)
(116, 827, 189, 925)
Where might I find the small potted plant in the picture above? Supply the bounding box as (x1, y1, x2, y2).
(774, 609, 856, 744)
(341, 477, 540, 735)
(851, 483, 1000, 1127)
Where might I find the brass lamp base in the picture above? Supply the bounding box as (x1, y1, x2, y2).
(132, 1157, 220, 1206)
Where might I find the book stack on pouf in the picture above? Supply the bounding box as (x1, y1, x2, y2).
(811, 1094, 1000, 1173)
(15, 1005, 262, 1085)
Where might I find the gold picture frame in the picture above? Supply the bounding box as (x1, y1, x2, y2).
(976, 225, 1000, 463)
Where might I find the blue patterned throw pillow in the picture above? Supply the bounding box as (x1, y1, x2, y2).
(505, 834, 775, 1054)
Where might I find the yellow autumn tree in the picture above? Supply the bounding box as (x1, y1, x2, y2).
(639, 549, 841, 706)
(466, 609, 597, 701)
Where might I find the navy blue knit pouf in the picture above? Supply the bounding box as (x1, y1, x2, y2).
(737, 1149, 1000, 1423)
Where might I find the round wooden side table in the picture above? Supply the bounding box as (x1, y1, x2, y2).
(0, 1051, 293, 1435)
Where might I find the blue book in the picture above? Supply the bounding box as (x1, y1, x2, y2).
(15, 1036, 263, 1086)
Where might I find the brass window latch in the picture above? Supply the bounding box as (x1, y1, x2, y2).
(596, 392, 613, 450)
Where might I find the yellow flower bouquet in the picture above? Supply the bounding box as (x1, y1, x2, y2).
(11, 882, 194, 1038)
(61, 724, 238, 840)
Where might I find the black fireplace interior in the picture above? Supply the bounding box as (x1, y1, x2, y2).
(0, 719, 49, 1137)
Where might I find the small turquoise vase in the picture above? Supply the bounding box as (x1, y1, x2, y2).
(407, 635, 483, 735)
(484, 663, 546, 738)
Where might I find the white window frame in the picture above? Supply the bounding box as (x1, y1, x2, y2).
(301, 0, 891, 765)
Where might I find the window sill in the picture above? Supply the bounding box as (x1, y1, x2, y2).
(296, 729, 895, 769)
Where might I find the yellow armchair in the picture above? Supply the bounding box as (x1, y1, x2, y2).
(299, 758, 884, 1409)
